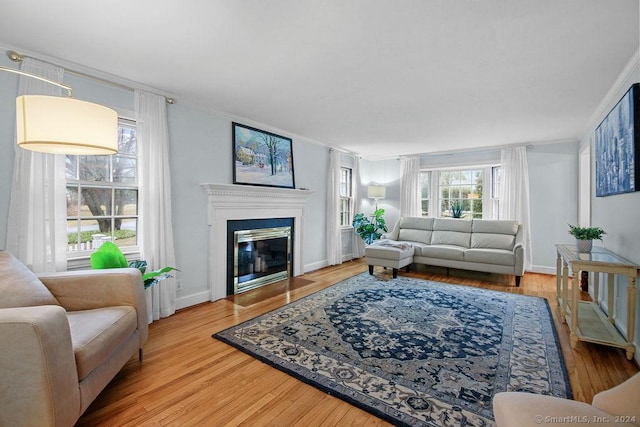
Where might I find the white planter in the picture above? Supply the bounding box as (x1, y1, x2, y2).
(576, 239, 593, 253)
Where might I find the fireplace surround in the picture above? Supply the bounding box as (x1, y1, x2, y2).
(202, 183, 311, 301)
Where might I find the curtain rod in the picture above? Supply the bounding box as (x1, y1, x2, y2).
(7, 50, 175, 105)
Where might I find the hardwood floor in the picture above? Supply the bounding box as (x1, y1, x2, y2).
(77, 259, 639, 426)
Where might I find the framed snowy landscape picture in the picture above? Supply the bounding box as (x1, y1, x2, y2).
(232, 122, 295, 189)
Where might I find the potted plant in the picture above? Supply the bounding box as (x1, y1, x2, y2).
(450, 200, 464, 218)
(90, 241, 179, 289)
(353, 208, 388, 245)
(568, 224, 606, 253)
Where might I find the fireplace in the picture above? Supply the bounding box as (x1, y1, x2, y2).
(227, 218, 293, 295)
(202, 183, 311, 301)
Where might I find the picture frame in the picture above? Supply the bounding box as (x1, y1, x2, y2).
(232, 122, 295, 189)
(595, 83, 640, 197)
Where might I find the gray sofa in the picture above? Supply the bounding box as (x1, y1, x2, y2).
(365, 217, 525, 286)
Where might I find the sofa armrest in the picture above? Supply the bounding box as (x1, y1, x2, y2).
(592, 373, 640, 423)
(39, 268, 148, 345)
(513, 224, 525, 276)
(493, 392, 618, 427)
(0, 305, 80, 427)
(382, 219, 401, 240)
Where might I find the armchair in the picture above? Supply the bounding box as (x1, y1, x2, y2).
(493, 372, 640, 426)
(0, 251, 147, 427)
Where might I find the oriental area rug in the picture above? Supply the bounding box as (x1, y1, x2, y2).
(213, 273, 571, 426)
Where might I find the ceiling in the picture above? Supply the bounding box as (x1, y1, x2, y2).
(0, 1, 638, 158)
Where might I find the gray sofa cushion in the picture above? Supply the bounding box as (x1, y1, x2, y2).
(464, 248, 515, 266)
(431, 231, 470, 248)
(472, 219, 518, 234)
(400, 217, 435, 229)
(409, 243, 430, 257)
(470, 220, 519, 251)
(434, 218, 472, 232)
(431, 218, 472, 247)
(420, 245, 466, 261)
(471, 234, 515, 251)
(397, 217, 434, 244)
(398, 228, 432, 244)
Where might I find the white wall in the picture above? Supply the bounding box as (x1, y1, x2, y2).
(359, 158, 401, 232)
(527, 142, 579, 271)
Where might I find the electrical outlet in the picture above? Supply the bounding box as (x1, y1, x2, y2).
(176, 280, 183, 291)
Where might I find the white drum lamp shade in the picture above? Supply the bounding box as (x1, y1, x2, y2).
(367, 185, 386, 199)
(16, 95, 118, 155)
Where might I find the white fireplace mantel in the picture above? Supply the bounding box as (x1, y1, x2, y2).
(201, 183, 312, 301)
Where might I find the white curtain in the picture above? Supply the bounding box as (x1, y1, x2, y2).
(400, 156, 421, 217)
(499, 147, 533, 270)
(5, 58, 67, 273)
(326, 148, 342, 265)
(350, 156, 364, 258)
(135, 90, 177, 322)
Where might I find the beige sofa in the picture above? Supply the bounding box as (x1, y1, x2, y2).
(0, 251, 148, 427)
(493, 372, 640, 426)
(365, 217, 525, 286)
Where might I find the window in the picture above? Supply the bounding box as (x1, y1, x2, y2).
(420, 171, 431, 216)
(491, 166, 501, 218)
(66, 118, 139, 255)
(420, 166, 499, 219)
(340, 167, 353, 227)
(439, 169, 483, 218)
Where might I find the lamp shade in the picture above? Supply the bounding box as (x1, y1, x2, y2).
(367, 185, 386, 199)
(16, 95, 118, 155)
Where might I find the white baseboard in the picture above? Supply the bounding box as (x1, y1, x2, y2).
(304, 260, 327, 273)
(529, 265, 556, 275)
(176, 290, 211, 309)
(303, 254, 359, 273)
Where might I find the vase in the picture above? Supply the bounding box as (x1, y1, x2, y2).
(576, 239, 593, 253)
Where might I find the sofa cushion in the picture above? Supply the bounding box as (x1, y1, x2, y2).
(398, 228, 432, 245)
(400, 217, 435, 230)
(464, 248, 515, 266)
(66, 306, 138, 380)
(431, 231, 471, 248)
(472, 219, 519, 235)
(471, 233, 516, 251)
(0, 251, 60, 309)
(409, 243, 430, 257)
(433, 218, 472, 233)
(420, 245, 466, 261)
(431, 219, 472, 248)
(470, 220, 518, 251)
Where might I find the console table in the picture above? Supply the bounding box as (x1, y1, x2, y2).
(555, 244, 638, 360)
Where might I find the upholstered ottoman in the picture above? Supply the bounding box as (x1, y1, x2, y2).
(365, 240, 414, 278)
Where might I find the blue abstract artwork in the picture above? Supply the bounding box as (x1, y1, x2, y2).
(595, 84, 639, 197)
